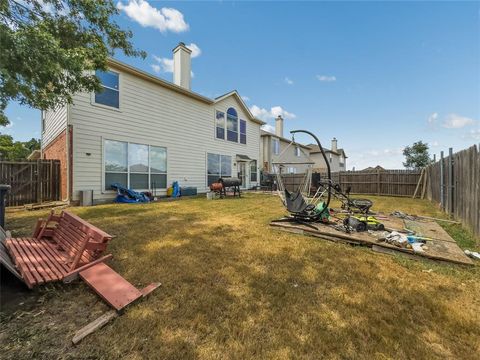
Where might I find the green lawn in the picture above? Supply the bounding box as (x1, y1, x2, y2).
(1, 194, 479, 359)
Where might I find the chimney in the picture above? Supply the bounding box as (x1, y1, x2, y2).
(173, 42, 192, 90)
(275, 115, 284, 137)
(331, 137, 338, 152)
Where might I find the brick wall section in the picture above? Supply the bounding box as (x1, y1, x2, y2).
(43, 130, 68, 200)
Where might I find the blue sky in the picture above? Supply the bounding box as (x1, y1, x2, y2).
(3, 1, 479, 169)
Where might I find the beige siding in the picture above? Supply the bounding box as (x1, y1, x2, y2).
(311, 152, 346, 172)
(42, 105, 68, 148)
(263, 135, 312, 173)
(69, 69, 261, 202)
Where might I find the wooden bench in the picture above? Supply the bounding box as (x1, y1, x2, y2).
(5, 210, 113, 289)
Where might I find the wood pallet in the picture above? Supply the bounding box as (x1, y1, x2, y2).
(270, 216, 473, 266)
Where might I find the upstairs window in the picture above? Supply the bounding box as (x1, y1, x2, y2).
(240, 120, 246, 144)
(216, 111, 225, 139)
(226, 107, 238, 142)
(295, 146, 301, 157)
(95, 70, 119, 108)
(272, 138, 280, 155)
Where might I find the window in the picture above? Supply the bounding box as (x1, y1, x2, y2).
(272, 138, 280, 155)
(216, 111, 225, 139)
(295, 146, 301, 157)
(240, 120, 246, 144)
(207, 153, 232, 186)
(95, 70, 119, 108)
(288, 167, 297, 174)
(104, 140, 167, 190)
(226, 108, 238, 142)
(329, 153, 332, 163)
(250, 160, 257, 182)
(339, 155, 345, 168)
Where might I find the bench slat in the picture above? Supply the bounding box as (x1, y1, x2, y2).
(5, 239, 37, 288)
(18, 237, 54, 282)
(8, 239, 44, 286)
(20, 238, 58, 282)
(23, 238, 64, 280)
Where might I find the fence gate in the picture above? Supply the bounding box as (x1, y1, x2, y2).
(0, 160, 61, 207)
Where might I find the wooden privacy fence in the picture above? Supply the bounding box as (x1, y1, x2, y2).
(425, 144, 479, 237)
(280, 170, 421, 197)
(0, 160, 61, 207)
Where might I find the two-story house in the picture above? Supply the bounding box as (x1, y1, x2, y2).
(41, 43, 265, 204)
(260, 116, 313, 174)
(308, 138, 347, 172)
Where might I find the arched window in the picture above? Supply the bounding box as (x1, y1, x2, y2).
(226, 107, 238, 142)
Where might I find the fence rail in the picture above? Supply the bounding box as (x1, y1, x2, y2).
(425, 144, 479, 237)
(279, 170, 421, 197)
(0, 160, 61, 207)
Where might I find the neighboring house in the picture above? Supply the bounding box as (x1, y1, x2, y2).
(41, 42, 265, 204)
(260, 116, 313, 174)
(361, 165, 386, 172)
(308, 138, 347, 172)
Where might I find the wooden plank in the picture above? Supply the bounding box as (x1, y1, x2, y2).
(72, 310, 119, 345)
(6, 239, 41, 287)
(17, 237, 53, 282)
(0, 239, 24, 282)
(79, 262, 143, 311)
(23, 238, 64, 280)
(63, 254, 113, 283)
(20, 238, 57, 282)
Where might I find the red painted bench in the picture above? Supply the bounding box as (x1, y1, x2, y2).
(5, 210, 112, 289)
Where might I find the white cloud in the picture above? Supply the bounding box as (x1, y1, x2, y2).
(150, 64, 161, 73)
(241, 96, 250, 102)
(186, 43, 201, 58)
(427, 112, 438, 125)
(463, 128, 480, 141)
(316, 75, 336, 82)
(117, 0, 189, 33)
(431, 140, 440, 147)
(250, 105, 296, 121)
(348, 147, 405, 170)
(261, 124, 275, 133)
(442, 114, 476, 129)
(5, 121, 14, 129)
(284, 77, 293, 85)
(150, 43, 201, 75)
(152, 55, 174, 73)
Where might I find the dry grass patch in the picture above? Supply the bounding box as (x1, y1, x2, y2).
(1, 194, 479, 359)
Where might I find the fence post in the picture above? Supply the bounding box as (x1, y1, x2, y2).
(376, 169, 380, 196)
(440, 151, 444, 210)
(448, 147, 454, 214)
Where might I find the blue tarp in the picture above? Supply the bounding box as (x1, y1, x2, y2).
(110, 183, 150, 203)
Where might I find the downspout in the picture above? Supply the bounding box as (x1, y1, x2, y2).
(65, 104, 71, 203)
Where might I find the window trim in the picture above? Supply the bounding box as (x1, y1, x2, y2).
(215, 109, 226, 141)
(226, 107, 239, 143)
(206, 152, 232, 187)
(102, 138, 168, 193)
(250, 160, 258, 182)
(91, 70, 122, 112)
(295, 146, 301, 157)
(240, 119, 247, 145)
(272, 138, 280, 155)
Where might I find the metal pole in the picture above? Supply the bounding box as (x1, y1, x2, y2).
(433, 154, 436, 162)
(448, 147, 454, 214)
(440, 151, 444, 210)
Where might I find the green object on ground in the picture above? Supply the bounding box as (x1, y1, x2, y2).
(315, 202, 330, 222)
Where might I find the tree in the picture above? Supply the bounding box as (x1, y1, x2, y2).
(0, 133, 41, 160)
(403, 141, 432, 169)
(0, 0, 145, 125)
